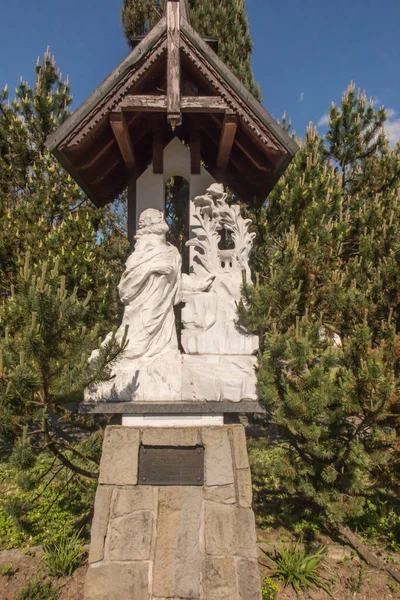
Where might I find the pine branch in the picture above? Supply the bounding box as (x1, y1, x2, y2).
(42, 417, 98, 480)
(45, 438, 98, 480)
(30, 465, 65, 502)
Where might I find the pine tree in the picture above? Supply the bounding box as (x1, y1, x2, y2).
(0, 51, 129, 476)
(0, 254, 126, 477)
(241, 85, 400, 550)
(0, 50, 129, 320)
(121, 0, 261, 100)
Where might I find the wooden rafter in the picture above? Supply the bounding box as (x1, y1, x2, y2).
(119, 95, 228, 112)
(90, 159, 121, 185)
(166, 0, 181, 130)
(109, 113, 136, 171)
(216, 111, 237, 170)
(209, 113, 272, 173)
(200, 116, 264, 193)
(75, 137, 115, 171)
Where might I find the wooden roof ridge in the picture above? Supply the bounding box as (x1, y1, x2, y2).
(46, 16, 167, 152)
(45, 1, 299, 208)
(163, 0, 190, 23)
(180, 18, 298, 158)
(46, 6, 298, 159)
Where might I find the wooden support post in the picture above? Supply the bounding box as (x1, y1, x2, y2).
(110, 112, 137, 247)
(152, 115, 164, 174)
(190, 120, 201, 174)
(110, 113, 136, 171)
(167, 0, 181, 131)
(127, 175, 136, 248)
(217, 111, 238, 170)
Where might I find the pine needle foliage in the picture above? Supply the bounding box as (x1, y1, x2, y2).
(0, 254, 127, 477)
(0, 49, 129, 317)
(241, 84, 400, 525)
(0, 51, 129, 477)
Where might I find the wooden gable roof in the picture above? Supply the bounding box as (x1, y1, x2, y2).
(46, 1, 298, 207)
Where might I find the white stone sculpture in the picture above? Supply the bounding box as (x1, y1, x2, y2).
(84, 186, 258, 404)
(183, 183, 258, 355)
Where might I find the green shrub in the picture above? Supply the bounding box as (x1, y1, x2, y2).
(351, 499, 400, 551)
(10, 444, 36, 471)
(262, 576, 280, 599)
(0, 455, 96, 549)
(268, 541, 331, 594)
(43, 529, 86, 577)
(14, 577, 60, 600)
(2, 497, 32, 534)
(1, 562, 15, 577)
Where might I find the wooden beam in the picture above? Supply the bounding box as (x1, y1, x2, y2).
(167, 0, 181, 130)
(179, 0, 190, 22)
(190, 119, 201, 174)
(200, 116, 262, 192)
(164, 0, 190, 23)
(90, 159, 121, 185)
(152, 115, 164, 174)
(182, 96, 227, 112)
(210, 113, 272, 172)
(216, 111, 237, 170)
(120, 95, 228, 113)
(120, 95, 167, 111)
(109, 113, 136, 171)
(76, 137, 115, 171)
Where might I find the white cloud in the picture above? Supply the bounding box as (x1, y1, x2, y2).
(317, 113, 329, 127)
(385, 112, 400, 148)
(298, 92, 304, 103)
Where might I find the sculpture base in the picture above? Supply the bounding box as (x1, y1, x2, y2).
(79, 400, 266, 414)
(84, 425, 261, 600)
(84, 352, 257, 403)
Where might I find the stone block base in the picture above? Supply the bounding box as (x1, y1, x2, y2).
(85, 425, 261, 600)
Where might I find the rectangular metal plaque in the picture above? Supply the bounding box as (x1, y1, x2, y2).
(138, 446, 204, 486)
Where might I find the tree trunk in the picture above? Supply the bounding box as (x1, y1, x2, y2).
(337, 523, 400, 584)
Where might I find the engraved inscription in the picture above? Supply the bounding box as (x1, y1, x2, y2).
(138, 446, 204, 486)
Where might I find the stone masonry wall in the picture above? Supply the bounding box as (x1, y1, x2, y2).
(85, 425, 261, 600)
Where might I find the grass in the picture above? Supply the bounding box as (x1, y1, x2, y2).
(14, 577, 60, 600)
(42, 529, 86, 578)
(0, 562, 15, 577)
(267, 540, 332, 595)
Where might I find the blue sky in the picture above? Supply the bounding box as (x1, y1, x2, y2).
(1, 0, 399, 144)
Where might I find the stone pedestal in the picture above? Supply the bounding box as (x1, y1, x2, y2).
(85, 425, 261, 600)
